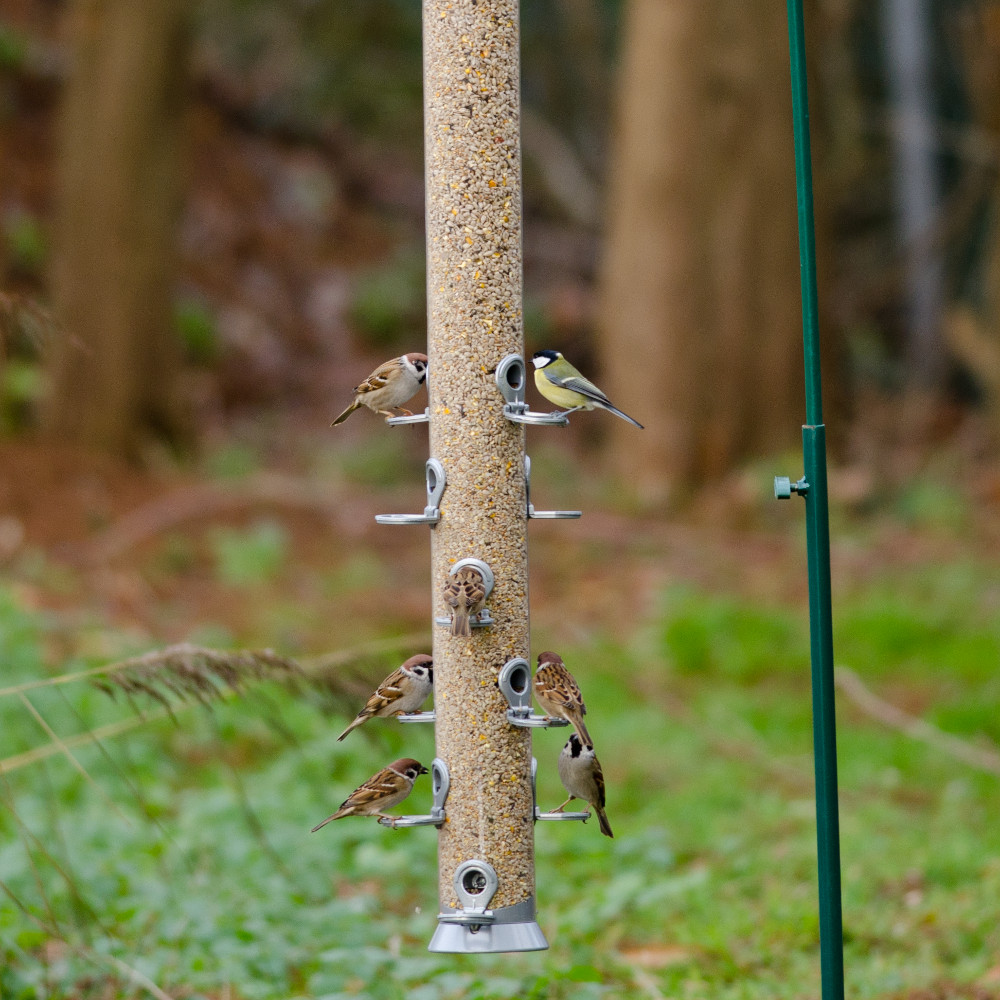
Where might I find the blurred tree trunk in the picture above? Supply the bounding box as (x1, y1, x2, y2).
(45, 0, 192, 458)
(944, 6, 1000, 435)
(597, 0, 810, 504)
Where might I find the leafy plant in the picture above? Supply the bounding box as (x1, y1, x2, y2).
(209, 519, 289, 587)
(0, 24, 28, 71)
(348, 248, 427, 351)
(174, 296, 221, 365)
(0, 358, 45, 431)
(2, 212, 47, 279)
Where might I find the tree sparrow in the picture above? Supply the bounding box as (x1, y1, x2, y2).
(556, 734, 614, 838)
(332, 352, 428, 424)
(337, 654, 433, 741)
(442, 565, 486, 637)
(531, 350, 643, 428)
(311, 758, 428, 830)
(534, 651, 592, 748)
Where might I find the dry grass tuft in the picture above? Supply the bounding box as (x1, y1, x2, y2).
(93, 643, 303, 713)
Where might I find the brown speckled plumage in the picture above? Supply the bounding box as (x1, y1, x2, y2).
(534, 651, 592, 748)
(311, 758, 427, 830)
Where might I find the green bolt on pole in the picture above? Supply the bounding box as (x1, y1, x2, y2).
(783, 2, 846, 999)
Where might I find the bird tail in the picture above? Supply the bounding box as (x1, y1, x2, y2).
(336, 713, 368, 741)
(573, 719, 593, 749)
(331, 400, 360, 426)
(311, 807, 349, 832)
(596, 806, 614, 838)
(450, 609, 471, 637)
(604, 402, 644, 429)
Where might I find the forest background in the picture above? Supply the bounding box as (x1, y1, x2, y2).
(1, 1, 1000, 998)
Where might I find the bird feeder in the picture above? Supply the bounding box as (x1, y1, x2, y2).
(426, 0, 558, 951)
(366, 0, 588, 954)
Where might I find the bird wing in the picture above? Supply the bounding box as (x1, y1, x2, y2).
(360, 668, 407, 717)
(354, 358, 398, 396)
(444, 570, 485, 609)
(336, 669, 409, 739)
(442, 577, 461, 610)
(552, 371, 614, 407)
(591, 755, 607, 809)
(342, 767, 404, 810)
(536, 663, 586, 714)
(459, 571, 486, 608)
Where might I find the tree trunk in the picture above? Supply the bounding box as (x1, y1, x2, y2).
(943, 5, 1000, 436)
(597, 0, 808, 504)
(45, 0, 192, 458)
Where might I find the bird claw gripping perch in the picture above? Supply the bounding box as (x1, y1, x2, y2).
(530, 757, 590, 823)
(386, 408, 430, 425)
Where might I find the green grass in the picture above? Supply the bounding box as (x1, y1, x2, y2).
(1, 567, 999, 999)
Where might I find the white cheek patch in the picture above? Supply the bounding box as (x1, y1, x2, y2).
(531, 355, 550, 369)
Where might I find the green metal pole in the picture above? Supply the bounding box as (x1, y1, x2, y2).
(784, 2, 846, 998)
(787, 0, 823, 427)
(801, 426, 844, 1000)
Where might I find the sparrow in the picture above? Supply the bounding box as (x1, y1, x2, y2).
(531, 350, 643, 429)
(311, 758, 428, 830)
(337, 654, 433, 741)
(534, 651, 592, 748)
(556, 734, 614, 838)
(332, 353, 428, 424)
(442, 566, 486, 637)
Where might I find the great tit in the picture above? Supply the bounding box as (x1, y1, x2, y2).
(531, 350, 643, 429)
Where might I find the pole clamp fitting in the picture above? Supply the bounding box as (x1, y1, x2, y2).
(774, 475, 809, 499)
